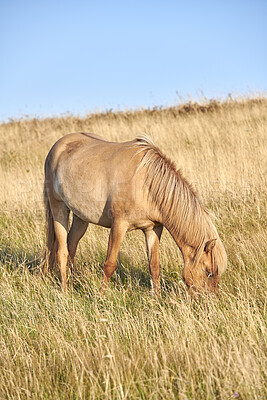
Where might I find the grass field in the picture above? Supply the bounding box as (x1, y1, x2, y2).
(0, 97, 266, 399)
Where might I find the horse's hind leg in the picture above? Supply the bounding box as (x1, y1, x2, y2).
(67, 214, 88, 271)
(144, 225, 163, 296)
(50, 199, 70, 292)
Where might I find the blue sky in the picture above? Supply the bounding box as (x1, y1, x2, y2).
(0, 0, 266, 121)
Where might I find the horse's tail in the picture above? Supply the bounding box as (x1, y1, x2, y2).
(40, 183, 57, 274)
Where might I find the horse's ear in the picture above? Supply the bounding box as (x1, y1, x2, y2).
(204, 239, 217, 253)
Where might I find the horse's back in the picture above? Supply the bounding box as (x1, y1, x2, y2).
(45, 132, 137, 176)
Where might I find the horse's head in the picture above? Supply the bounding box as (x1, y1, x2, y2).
(182, 238, 227, 294)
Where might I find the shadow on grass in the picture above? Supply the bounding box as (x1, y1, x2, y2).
(0, 243, 185, 298)
(115, 262, 151, 288)
(0, 243, 41, 273)
(110, 255, 184, 295)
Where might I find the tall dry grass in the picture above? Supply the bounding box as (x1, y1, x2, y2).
(0, 97, 266, 399)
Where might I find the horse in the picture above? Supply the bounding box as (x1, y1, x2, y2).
(41, 132, 227, 295)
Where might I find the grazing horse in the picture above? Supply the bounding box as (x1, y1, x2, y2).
(41, 133, 227, 295)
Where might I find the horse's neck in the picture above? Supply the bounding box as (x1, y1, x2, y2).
(164, 222, 194, 258)
(160, 203, 207, 259)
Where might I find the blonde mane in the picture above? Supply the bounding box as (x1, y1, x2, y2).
(133, 136, 226, 273)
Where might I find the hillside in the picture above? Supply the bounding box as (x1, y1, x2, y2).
(0, 97, 266, 399)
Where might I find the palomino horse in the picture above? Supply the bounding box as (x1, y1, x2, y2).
(41, 133, 227, 295)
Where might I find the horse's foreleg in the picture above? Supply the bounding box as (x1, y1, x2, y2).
(99, 220, 128, 295)
(145, 225, 163, 296)
(67, 214, 88, 272)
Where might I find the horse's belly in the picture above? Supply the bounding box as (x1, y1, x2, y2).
(66, 197, 112, 228)
(54, 174, 112, 227)
(70, 200, 112, 228)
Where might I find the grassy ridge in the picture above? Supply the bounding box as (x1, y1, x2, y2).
(0, 98, 266, 399)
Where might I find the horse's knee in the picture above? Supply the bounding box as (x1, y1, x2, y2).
(103, 261, 116, 279)
(150, 262, 160, 280)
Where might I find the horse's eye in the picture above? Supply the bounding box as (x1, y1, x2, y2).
(206, 270, 214, 278)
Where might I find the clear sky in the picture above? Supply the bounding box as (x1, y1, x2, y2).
(0, 0, 266, 121)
